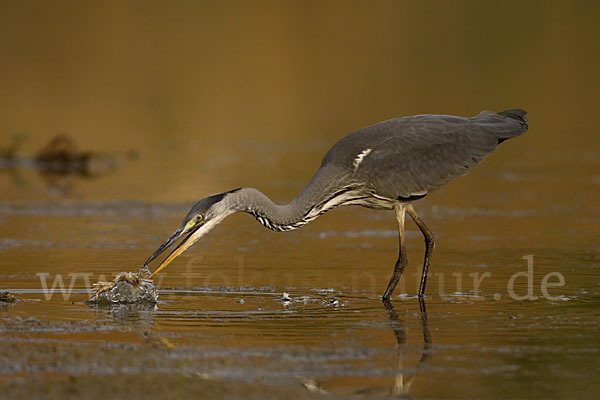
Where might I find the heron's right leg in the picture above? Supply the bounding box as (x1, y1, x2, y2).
(406, 205, 435, 298)
(382, 204, 407, 300)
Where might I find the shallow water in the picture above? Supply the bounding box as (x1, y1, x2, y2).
(1, 2, 600, 399)
(2, 149, 599, 398)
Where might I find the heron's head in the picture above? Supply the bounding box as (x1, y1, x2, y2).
(144, 189, 241, 277)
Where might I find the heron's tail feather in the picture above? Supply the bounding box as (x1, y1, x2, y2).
(499, 109, 528, 129)
(482, 109, 528, 144)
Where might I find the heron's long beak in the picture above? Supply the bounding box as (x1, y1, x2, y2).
(144, 225, 202, 278)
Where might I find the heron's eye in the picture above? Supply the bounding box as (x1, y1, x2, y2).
(196, 214, 203, 223)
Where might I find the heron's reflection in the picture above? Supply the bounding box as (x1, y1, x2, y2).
(302, 298, 432, 398)
(383, 298, 431, 398)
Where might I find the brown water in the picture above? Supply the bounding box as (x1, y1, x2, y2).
(1, 1, 599, 399)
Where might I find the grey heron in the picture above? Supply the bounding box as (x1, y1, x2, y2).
(144, 109, 528, 300)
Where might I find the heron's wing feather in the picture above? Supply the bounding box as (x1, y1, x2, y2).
(323, 111, 527, 199)
(366, 127, 495, 198)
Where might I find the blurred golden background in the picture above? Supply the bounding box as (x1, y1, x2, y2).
(1, 0, 598, 203)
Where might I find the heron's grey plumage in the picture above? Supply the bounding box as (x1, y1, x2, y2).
(145, 109, 528, 300)
(318, 109, 528, 201)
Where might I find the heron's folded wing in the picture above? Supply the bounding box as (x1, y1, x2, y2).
(357, 117, 500, 199)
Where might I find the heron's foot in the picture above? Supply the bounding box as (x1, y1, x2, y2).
(381, 297, 393, 310)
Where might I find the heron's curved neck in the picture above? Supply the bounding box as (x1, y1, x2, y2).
(225, 188, 306, 231)
(225, 167, 360, 232)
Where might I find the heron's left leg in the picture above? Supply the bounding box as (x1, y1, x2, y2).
(406, 204, 435, 298)
(382, 204, 407, 300)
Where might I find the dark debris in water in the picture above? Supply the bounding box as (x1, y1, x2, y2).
(0, 291, 18, 304)
(276, 292, 342, 307)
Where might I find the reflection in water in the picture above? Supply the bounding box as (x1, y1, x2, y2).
(87, 293, 432, 398)
(301, 299, 432, 398)
(34, 135, 119, 195)
(384, 298, 431, 398)
(91, 303, 157, 329)
(0, 134, 136, 195)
